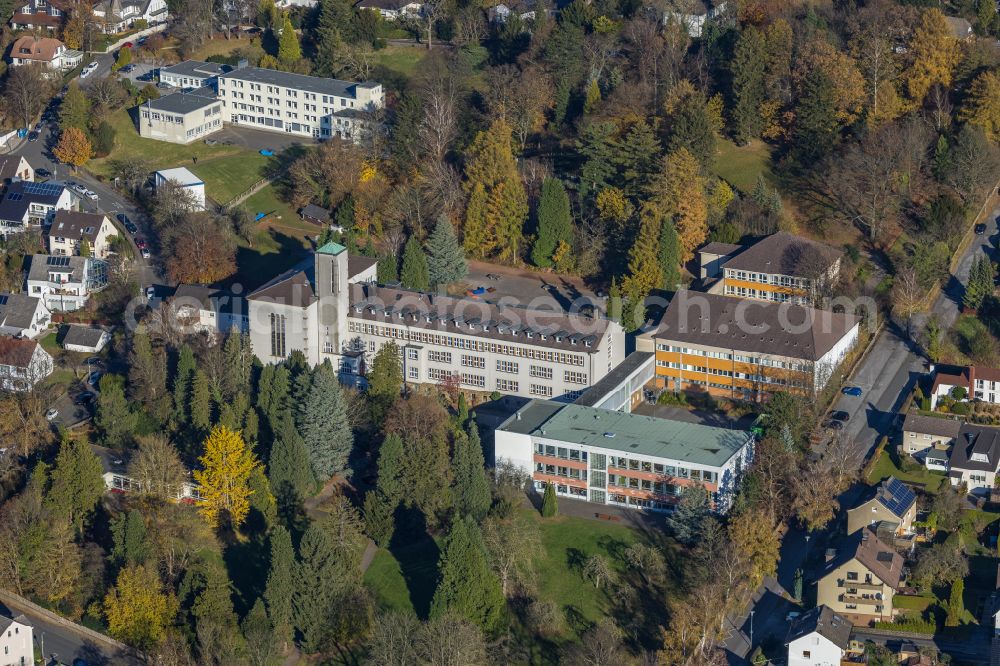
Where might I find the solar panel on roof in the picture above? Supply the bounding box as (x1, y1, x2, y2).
(22, 182, 62, 196)
(0, 295, 7, 306)
(880, 477, 916, 518)
(6, 193, 22, 201)
(46, 256, 70, 267)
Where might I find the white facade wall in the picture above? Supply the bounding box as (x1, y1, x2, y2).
(139, 101, 223, 145)
(814, 322, 860, 392)
(0, 344, 53, 392)
(27, 274, 90, 312)
(0, 617, 32, 666)
(787, 633, 842, 666)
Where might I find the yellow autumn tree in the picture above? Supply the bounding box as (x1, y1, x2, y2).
(647, 147, 707, 264)
(799, 39, 866, 125)
(104, 565, 177, 649)
(620, 202, 664, 331)
(194, 425, 260, 528)
(728, 510, 780, 590)
(595, 187, 634, 225)
(904, 8, 960, 106)
(53, 127, 93, 168)
(960, 70, 1000, 142)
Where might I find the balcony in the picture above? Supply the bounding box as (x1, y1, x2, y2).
(840, 594, 882, 607)
(840, 580, 882, 592)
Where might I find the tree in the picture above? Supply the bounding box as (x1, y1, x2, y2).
(63, 10, 85, 49)
(297, 361, 352, 480)
(113, 45, 132, 71)
(482, 515, 539, 598)
(793, 69, 839, 165)
(366, 612, 420, 666)
(278, 13, 302, 66)
(241, 598, 275, 666)
(540, 482, 558, 517)
(4, 65, 48, 130)
(127, 328, 167, 411)
(452, 425, 491, 521)
(577, 121, 618, 201)
(531, 178, 573, 268)
(95, 374, 136, 449)
(728, 510, 779, 589)
(264, 525, 295, 648)
(53, 127, 93, 168)
(658, 216, 681, 290)
(173, 344, 196, 421)
(194, 425, 261, 528)
(668, 90, 715, 169)
(46, 435, 104, 535)
(931, 484, 966, 531)
(426, 216, 466, 287)
(912, 542, 968, 591)
(647, 148, 707, 263)
(667, 486, 710, 544)
(128, 434, 186, 501)
(293, 517, 358, 653)
(104, 565, 177, 650)
(93, 120, 116, 157)
(430, 517, 505, 633)
(462, 118, 528, 263)
(368, 342, 402, 415)
(905, 9, 959, 107)
(163, 215, 237, 284)
(620, 202, 663, 331)
(731, 26, 767, 143)
(960, 70, 1000, 142)
(400, 237, 430, 291)
(59, 82, 91, 132)
(111, 509, 150, 568)
(363, 489, 396, 547)
(582, 554, 614, 589)
(946, 578, 965, 626)
(268, 413, 316, 504)
(964, 254, 995, 311)
(190, 369, 212, 432)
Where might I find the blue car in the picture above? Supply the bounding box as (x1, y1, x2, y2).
(842, 386, 863, 397)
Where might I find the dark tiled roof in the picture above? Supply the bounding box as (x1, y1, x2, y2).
(27, 254, 88, 283)
(699, 241, 742, 256)
(62, 325, 106, 348)
(0, 337, 39, 368)
(0, 612, 30, 632)
(171, 284, 247, 318)
(972, 366, 1000, 383)
(823, 528, 903, 590)
(247, 268, 316, 305)
(950, 423, 1000, 473)
(0, 181, 68, 222)
(722, 231, 841, 277)
(348, 255, 377, 278)
(142, 89, 219, 115)
(50, 210, 108, 243)
(901, 412, 961, 439)
(651, 291, 859, 362)
(300, 203, 330, 222)
(785, 605, 852, 649)
(0, 292, 42, 330)
(0, 155, 28, 181)
(220, 67, 376, 100)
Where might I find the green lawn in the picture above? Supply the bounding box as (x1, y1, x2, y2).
(374, 45, 429, 79)
(190, 153, 271, 204)
(866, 447, 947, 494)
(712, 138, 774, 194)
(188, 36, 255, 61)
(894, 594, 935, 612)
(88, 109, 248, 179)
(363, 509, 655, 638)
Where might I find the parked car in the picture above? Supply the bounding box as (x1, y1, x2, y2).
(120, 64, 136, 74)
(125, 221, 138, 234)
(137, 71, 154, 82)
(35, 168, 51, 178)
(975, 223, 987, 235)
(842, 386, 863, 397)
(88, 370, 103, 386)
(141, 248, 151, 259)
(135, 237, 147, 249)
(825, 419, 845, 431)
(75, 392, 95, 405)
(121, 41, 134, 49)
(830, 410, 850, 422)
(45, 408, 58, 421)
(80, 61, 99, 78)
(84, 189, 98, 200)
(71, 183, 87, 195)
(27, 131, 38, 142)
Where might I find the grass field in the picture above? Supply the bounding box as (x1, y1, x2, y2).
(190, 152, 271, 204)
(375, 45, 429, 79)
(866, 447, 947, 494)
(712, 139, 775, 194)
(188, 36, 255, 61)
(363, 509, 652, 638)
(89, 109, 246, 179)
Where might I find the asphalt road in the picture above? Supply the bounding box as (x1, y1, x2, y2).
(723, 206, 1000, 663)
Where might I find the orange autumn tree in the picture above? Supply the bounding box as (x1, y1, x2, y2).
(53, 127, 92, 168)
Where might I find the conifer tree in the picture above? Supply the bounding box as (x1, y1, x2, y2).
(297, 361, 352, 479)
(264, 525, 295, 648)
(668, 91, 715, 169)
(363, 489, 396, 547)
(658, 217, 681, 291)
(127, 327, 167, 411)
(368, 342, 402, 418)
(294, 522, 345, 652)
(732, 25, 768, 143)
(96, 375, 136, 450)
(531, 178, 573, 268)
(222, 331, 252, 401)
(241, 598, 275, 666)
(577, 121, 618, 202)
(400, 237, 430, 291)
(430, 517, 506, 633)
(189, 369, 211, 432)
(377, 253, 398, 283)
(59, 82, 90, 133)
(376, 433, 406, 501)
(47, 435, 105, 535)
(111, 509, 150, 568)
(964, 254, 995, 310)
(268, 413, 316, 501)
(620, 203, 663, 331)
(277, 13, 301, 66)
(427, 216, 467, 287)
(452, 425, 491, 521)
(793, 69, 839, 164)
(173, 345, 196, 422)
(541, 482, 558, 518)
(615, 120, 661, 196)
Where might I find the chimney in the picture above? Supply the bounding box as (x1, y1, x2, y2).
(824, 548, 836, 563)
(237, 58, 249, 70)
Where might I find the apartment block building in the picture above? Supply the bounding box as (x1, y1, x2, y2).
(638, 291, 859, 400)
(247, 243, 624, 401)
(26, 254, 96, 312)
(159, 60, 228, 90)
(217, 67, 384, 141)
(699, 232, 842, 306)
(137, 90, 223, 144)
(48, 210, 117, 258)
(494, 400, 754, 513)
(816, 528, 903, 625)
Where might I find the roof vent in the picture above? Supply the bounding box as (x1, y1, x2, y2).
(604, 432, 616, 438)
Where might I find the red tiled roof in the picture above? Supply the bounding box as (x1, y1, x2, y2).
(0, 337, 37, 368)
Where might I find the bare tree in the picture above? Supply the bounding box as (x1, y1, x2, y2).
(366, 612, 420, 666)
(582, 554, 614, 589)
(109, 156, 153, 193)
(418, 76, 458, 163)
(562, 619, 626, 666)
(482, 516, 539, 597)
(340, 42, 378, 80)
(128, 433, 188, 500)
(892, 266, 924, 332)
(4, 65, 49, 129)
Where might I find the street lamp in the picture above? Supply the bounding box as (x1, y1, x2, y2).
(749, 610, 755, 652)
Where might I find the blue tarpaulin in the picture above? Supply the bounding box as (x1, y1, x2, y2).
(259, 149, 274, 156)
(471, 287, 486, 295)
(255, 212, 266, 221)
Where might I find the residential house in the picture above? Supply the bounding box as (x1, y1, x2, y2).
(816, 527, 904, 625)
(8, 36, 82, 72)
(0, 337, 53, 391)
(846, 477, 917, 537)
(948, 425, 1000, 493)
(0, 612, 33, 666)
(0, 293, 49, 338)
(91, 0, 169, 33)
(95, 444, 202, 501)
(62, 324, 110, 353)
(716, 232, 842, 305)
(664, 0, 727, 38)
(487, 0, 542, 23)
(48, 210, 118, 258)
(0, 181, 75, 237)
(785, 605, 853, 666)
(217, 66, 384, 141)
(299, 203, 330, 226)
(247, 243, 624, 399)
(26, 254, 96, 312)
(159, 60, 228, 90)
(901, 412, 960, 471)
(153, 167, 206, 209)
(494, 399, 754, 513)
(356, 0, 423, 19)
(929, 364, 1000, 409)
(945, 16, 974, 41)
(0, 156, 33, 184)
(137, 90, 223, 145)
(168, 284, 248, 334)
(9, 0, 66, 31)
(636, 290, 860, 401)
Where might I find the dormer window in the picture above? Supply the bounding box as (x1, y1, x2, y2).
(585, 340, 592, 347)
(971, 453, 989, 463)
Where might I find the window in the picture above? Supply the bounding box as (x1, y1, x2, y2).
(461, 373, 485, 388)
(497, 360, 519, 374)
(428, 350, 451, 363)
(530, 384, 553, 397)
(406, 348, 418, 360)
(496, 378, 519, 392)
(269, 313, 286, 357)
(462, 354, 485, 368)
(530, 365, 553, 379)
(564, 370, 588, 385)
(408, 366, 418, 379)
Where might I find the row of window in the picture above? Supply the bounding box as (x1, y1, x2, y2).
(221, 80, 357, 107)
(185, 118, 221, 138)
(608, 476, 679, 494)
(535, 463, 587, 480)
(534, 444, 588, 461)
(496, 378, 518, 392)
(725, 285, 808, 305)
(348, 321, 587, 365)
(655, 345, 812, 372)
(530, 384, 552, 397)
(724, 269, 811, 288)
